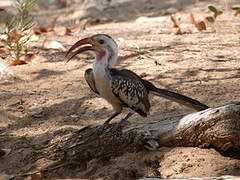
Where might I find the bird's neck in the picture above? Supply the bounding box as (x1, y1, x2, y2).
(93, 49, 118, 72)
(93, 57, 107, 68)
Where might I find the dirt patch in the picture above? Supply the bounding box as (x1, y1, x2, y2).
(0, 0, 240, 179)
(85, 147, 240, 179)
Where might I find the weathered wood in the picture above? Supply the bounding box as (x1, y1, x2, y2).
(138, 176, 240, 180)
(44, 104, 240, 163)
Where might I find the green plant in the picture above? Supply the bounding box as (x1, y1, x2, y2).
(205, 5, 223, 23)
(4, 0, 37, 60)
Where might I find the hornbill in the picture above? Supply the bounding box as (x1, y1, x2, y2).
(66, 34, 209, 124)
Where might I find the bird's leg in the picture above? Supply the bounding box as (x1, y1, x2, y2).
(119, 112, 134, 124)
(103, 112, 120, 124)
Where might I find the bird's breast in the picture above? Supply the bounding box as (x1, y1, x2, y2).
(93, 65, 122, 111)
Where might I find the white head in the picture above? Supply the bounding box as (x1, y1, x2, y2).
(66, 34, 118, 67)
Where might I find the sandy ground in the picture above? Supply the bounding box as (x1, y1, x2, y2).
(0, 0, 240, 179)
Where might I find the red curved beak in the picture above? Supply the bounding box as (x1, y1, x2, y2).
(66, 37, 92, 62)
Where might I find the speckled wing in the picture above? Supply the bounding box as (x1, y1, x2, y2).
(109, 68, 150, 117)
(84, 68, 99, 94)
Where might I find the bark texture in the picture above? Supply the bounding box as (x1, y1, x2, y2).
(44, 104, 240, 163)
(139, 176, 240, 180)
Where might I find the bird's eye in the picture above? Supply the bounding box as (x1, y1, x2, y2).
(98, 39, 105, 44)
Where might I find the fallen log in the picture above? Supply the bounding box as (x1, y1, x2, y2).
(44, 104, 240, 164)
(139, 175, 240, 180)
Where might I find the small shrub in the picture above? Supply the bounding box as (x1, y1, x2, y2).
(205, 5, 223, 23)
(3, 0, 37, 61)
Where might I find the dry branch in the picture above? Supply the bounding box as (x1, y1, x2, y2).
(139, 176, 240, 180)
(44, 104, 240, 164)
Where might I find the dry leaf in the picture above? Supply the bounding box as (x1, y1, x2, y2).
(65, 27, 76, 36)
(24, 53, 34, 59)
(21, 53, 35, 62)
(53, 26, 76, 36)
(33, 26, 53, 35)
(196, 21, 206, 31)
(38, 27, 50, 33)
(234, 9, 240, 16)
(10, 59, 27, 66)
(0, 49, 6, 54)
(0, 39, 6, 45)
(190, 13, 206, 31)
(173, 24, 178, 28)
(10, 29, 23, 42)
(0, 8, 5, 12)
(65, 27, 72, 35)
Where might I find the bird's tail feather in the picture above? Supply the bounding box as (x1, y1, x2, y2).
(143, 80, 209, 111)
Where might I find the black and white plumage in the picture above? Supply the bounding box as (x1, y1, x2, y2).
(66, 34, 209, 124)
